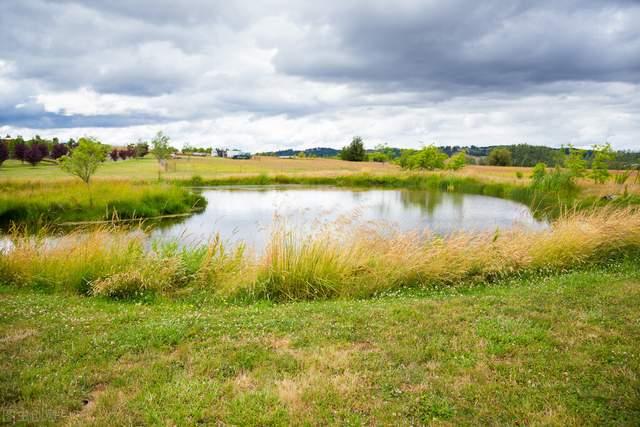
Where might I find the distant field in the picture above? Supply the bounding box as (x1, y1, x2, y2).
(0, 157, 400, 182)
(1, 156, 637, 196)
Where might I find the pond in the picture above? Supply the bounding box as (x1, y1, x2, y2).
(149, 186, 547, 250)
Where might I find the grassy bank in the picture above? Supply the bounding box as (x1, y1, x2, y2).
(2, 208, 639, 301)
(1, 261, 639, 424)
(0, 181, 206, 228)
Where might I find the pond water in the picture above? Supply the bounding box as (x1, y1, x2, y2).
(149, 186, 547, 250)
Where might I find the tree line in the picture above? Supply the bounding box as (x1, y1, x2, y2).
(338, 137, 639, 172)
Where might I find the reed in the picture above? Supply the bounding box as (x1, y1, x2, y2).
(1, 207, 639, 301)
(0, 181, 205, 227)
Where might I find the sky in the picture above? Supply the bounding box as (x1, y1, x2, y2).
(1, 0, 640, 152)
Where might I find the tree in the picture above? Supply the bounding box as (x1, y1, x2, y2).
(0, 140, 8, 166)
(150, 131, 172, 172)
(110, 148, 119, 161)
(25, 146, 44, 166)
(134, 141, 149, 158)
(36, 142, 49, 159)
(487, 148, 512, 166)
(590, 143, 615, 184)
(564, 145, 586, 178)
(410, 145, 448, 170)
(59, 137, 108, 206)
(118, 149, 128, 160)
(340, 136, 366, 161)
(447, 150, 467, 171)
(50, 143, 69, 160)
(14, 140, 27, 163)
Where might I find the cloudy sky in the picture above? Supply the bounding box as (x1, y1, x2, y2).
(1, 0, 639, 151)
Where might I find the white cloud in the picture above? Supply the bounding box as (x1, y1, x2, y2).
(1, 0, 639, 151)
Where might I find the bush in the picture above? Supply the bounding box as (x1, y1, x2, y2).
(340, 137, 366, 161)
(400, 145, 447, 170)
(487, 148, 512, 166)
(590, 143, 615, 184)
(369, 152, 388, 163)
(446, 151, 467, 171)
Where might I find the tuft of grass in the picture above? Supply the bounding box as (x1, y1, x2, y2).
(2, 207, 639, 301)
(0, 181, 205, 227)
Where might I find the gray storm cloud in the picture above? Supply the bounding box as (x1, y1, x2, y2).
(0, 0, 639, 150)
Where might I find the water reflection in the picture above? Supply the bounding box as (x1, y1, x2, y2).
(148, 186, 546, 250)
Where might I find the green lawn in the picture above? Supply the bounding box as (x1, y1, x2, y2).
(1, 261, 639, 425)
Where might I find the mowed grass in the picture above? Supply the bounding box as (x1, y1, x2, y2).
(1, 261, 639, 425)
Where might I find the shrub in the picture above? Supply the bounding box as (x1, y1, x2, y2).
(590, 143, 615, 184)
(370, 152, 388, 163)
(340, 136, 366, 161)
(447, 151, 467, 171)
(565, 145, 586, 178)
(487, 148, 512, 166)
(401, 145, 447, 170)
(515, 171, 524, 179)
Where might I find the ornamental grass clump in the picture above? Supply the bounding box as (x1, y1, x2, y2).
(1, 207, 639, 301)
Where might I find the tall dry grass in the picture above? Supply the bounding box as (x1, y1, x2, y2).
(1, 208, 639, 301)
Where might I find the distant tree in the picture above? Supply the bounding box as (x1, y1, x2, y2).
(340, 136, 366, 161)
(14, 140, 27, 163)
(134, 141, 149, 158)
(590, 143, 615, 184)
(408, 145, 448, 170)
(110, 148, 119, 161)
(67, 138, 78, 149)
(487, 147, 512, 166)
(446, 150, 467, 171)
(59, 137, 108, 206)
(398, 149, 418, 168)
(36, 142, 49, 159)
(25, 146, 44, 166)
(369, 152, 388, 162)
(50, 143, 69, 160)
(0, 140, 8, 166)
(150, 131, 172, 172)
(564, 145, 586, 178)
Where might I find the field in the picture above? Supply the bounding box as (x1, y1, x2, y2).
(1, 261, 639, 425)
(2, 156, 640, 425)
(2, 157, 637, 197)
(0, 157, 399, 182)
